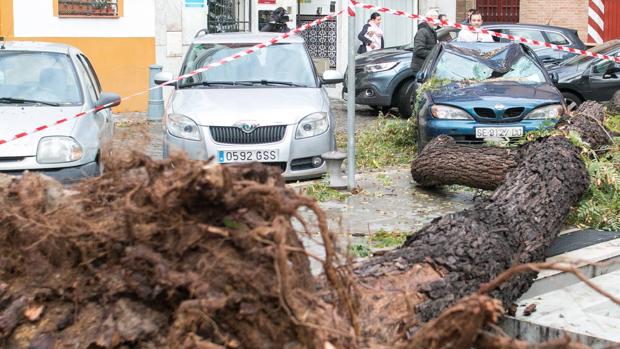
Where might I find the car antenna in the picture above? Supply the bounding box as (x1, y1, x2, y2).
(0, 37, 5, 50)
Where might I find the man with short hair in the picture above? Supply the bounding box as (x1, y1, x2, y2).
(461, 8, 475, 24)
(411, 9, 439, 73)
(457, 12, 494, 42)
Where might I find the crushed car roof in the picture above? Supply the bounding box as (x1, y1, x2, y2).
(441, 42, 528, 73)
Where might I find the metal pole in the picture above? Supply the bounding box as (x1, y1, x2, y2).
(147, 64, 164, 121)
(346, 2, 356, 189)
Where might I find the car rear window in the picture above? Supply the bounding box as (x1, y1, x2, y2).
(0, 51, 82, 105)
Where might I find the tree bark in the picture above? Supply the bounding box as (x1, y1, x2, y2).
(355, 136, 589, 341)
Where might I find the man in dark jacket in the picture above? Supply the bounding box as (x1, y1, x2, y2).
(411, 10, 439, 72)
(260, 7, 290, 33)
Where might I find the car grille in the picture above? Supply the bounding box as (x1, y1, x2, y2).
(474, 107, 526, 119)
(474, 108, 496, 118)
(210, 125, 286, 144)
(503, 107, 525, 118)
(263, 162, 287, 172)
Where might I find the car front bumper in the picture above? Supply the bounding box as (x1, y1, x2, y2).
(164, 125, 333, 180)
(0, 160, 100, 184)
(420, 118, 558, 144)
(343, 69, 396, 106)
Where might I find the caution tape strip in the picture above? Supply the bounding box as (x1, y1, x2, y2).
(0, 9, 344, 147)
(351, 0, 620, 64)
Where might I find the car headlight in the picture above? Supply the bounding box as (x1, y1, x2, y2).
(431, 105, 473, 120)
(296, 112, 329, 139)
(166, 113, 202, 141)
(363, 62, 399, 73)
(36, 136, 83, 164)
(524, 104, 564, 120)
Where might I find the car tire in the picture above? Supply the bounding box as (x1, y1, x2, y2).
(371, 105, 392, 115)
(562, 92, 582, 113)
(396, 80, 416, 119)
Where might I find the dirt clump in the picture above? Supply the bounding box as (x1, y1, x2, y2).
(0, 154, 354, 348)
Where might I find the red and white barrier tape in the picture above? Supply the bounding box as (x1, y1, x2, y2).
(351, 0, 620, 64)
(0, 9, 344, 147)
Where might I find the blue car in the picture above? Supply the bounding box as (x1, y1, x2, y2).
(415, 42, 565, 151)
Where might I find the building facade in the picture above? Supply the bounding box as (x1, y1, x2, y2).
(0, 0, 156, 112)
(467, 0, 619, 44)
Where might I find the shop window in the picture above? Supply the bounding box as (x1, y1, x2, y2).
(56, 0, 122, 18)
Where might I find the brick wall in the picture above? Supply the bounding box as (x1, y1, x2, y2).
(456, 0, 477, 22)
(519, 0, 588, 42)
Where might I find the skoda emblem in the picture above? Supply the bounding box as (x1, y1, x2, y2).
(494, 104, 506, 110)
(236, 121, 259, 134)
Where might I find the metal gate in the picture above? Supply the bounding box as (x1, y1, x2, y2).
(208, 0, 250, 33)
(476, 0, 520, 23)
(297, 15, 337, 68)
(603, 0, 620, 41)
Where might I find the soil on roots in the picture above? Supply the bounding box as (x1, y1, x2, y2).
(0, 154, 355, 349)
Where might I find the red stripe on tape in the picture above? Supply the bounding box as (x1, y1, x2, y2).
(35, 125, 48, 131)
(55, 118, 68, 124)
(15, 133, 28, 139)
(0, 140, 6, 145)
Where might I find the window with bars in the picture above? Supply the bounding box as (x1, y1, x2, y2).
(57, 0, 120, 18)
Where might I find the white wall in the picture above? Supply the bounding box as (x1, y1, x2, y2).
(13, 0, 156, 37)
(421, 0, 456, 22)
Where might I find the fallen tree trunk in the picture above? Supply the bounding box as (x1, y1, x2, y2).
(354, 136, 589, 344)
(411, 101, 612, 190)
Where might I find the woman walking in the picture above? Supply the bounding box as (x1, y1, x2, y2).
(357, 12, 384, 54)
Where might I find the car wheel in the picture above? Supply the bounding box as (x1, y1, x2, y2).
(396, 80, 416, 119)
(562, 92, 582, 113)
(371, 105, 392, 115)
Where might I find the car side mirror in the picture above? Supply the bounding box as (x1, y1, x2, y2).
(321, 70, 343, 85)
(416, 71, 427, 83)
(95, 92, 121, 110)
(548, 72, 559, 84)
(154, 71, 175, 86)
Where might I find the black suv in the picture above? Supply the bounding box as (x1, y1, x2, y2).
(344, 23, 585, 117)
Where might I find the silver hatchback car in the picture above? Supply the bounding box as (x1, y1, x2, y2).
(156, 32, 343, 180)
(0, 41, 120, 183)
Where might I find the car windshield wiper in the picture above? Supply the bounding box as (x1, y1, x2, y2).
(0, 97, 61, 106)
(236, 80, 307, 87)
(179, 81, 253, 88)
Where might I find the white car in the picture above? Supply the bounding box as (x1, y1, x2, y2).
(157, 32, 343, 180)
(0, 41, 120, 183)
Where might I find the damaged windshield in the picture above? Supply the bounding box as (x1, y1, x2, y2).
(432, 46, 546, 84)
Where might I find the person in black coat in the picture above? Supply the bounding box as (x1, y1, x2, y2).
(357, 12, 384, 54)
(411, 10, 439, 72)
(260, 7, 290, 33)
